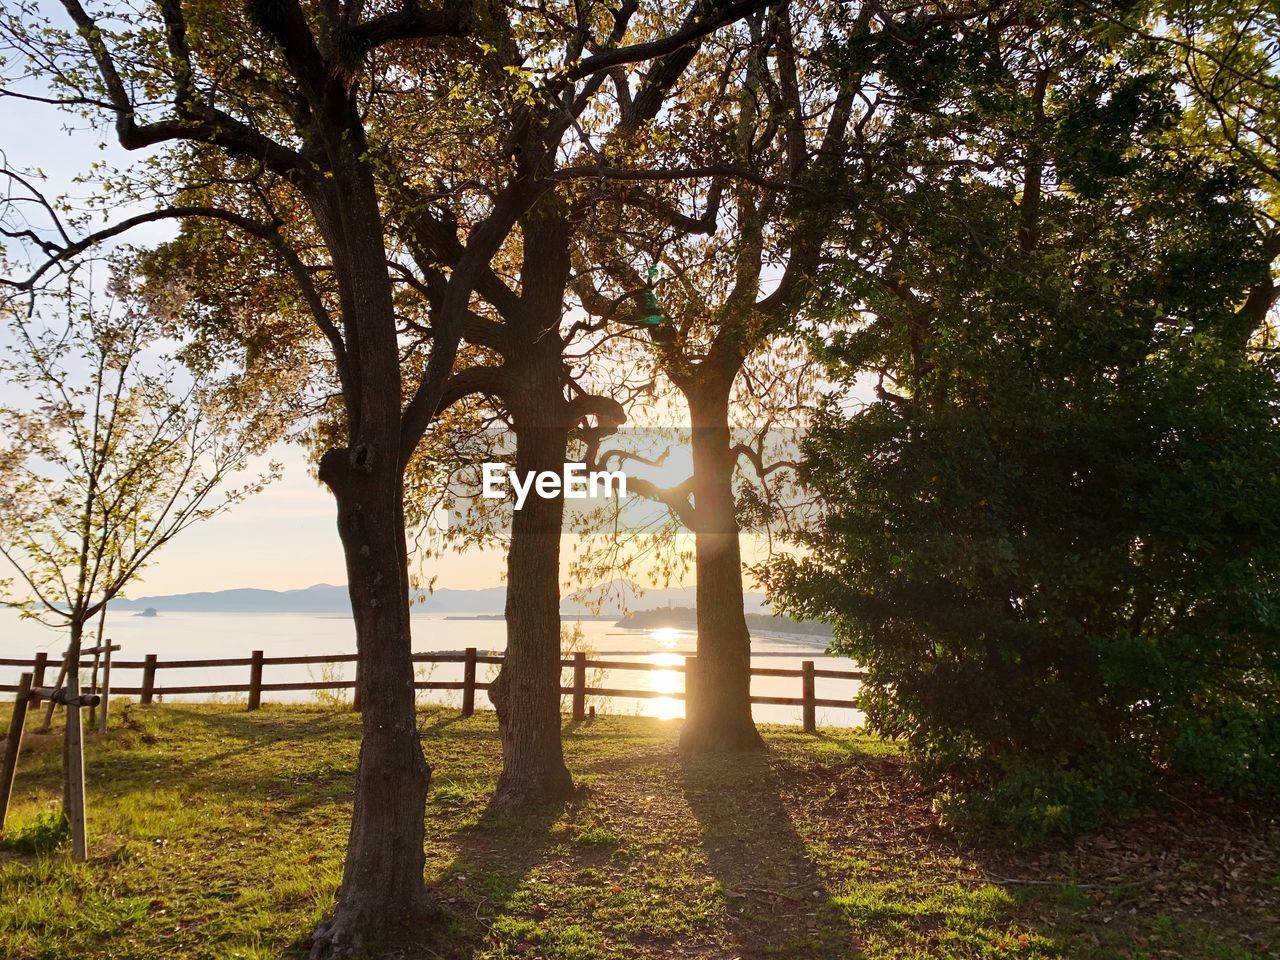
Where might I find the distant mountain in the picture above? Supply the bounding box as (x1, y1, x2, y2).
(111, 581, 770, 617)
(113, 583, 355, 614)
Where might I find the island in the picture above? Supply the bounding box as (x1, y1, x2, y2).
(615, 605, 833, 640)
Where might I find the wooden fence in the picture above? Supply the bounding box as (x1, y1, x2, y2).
(1, 649, 864, 733)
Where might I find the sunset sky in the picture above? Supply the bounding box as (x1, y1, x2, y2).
(1, 86, 518, 594)
(3, 86, 754, 597)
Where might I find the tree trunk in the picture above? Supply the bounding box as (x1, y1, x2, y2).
(489, 360, 575, 810)
(311, 449, 433, 956)
(680, 380, 764, 753)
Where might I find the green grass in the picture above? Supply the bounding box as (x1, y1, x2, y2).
(0, 810, 70, 855)
(0, 701, 1275, 959)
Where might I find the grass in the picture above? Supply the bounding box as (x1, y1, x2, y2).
(0, 701, 1276, 959)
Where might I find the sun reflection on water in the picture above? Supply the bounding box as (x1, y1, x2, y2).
(646, 646, 685, 720)
(651, 627, 681, 649)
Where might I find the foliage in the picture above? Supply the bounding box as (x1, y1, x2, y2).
(1146, 0, 1280, 211)
(0, 279, 282, 639)
(769, 14, 1280, 843)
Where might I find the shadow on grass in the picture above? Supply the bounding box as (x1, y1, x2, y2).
(681, 750, 864, 960)
(1, 705, 364, 836)
(418, 713, 466, 738)
(420, 795, 569, 959)
(116, 706, 356, 783)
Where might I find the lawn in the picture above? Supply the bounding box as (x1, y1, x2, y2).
(0, 702, 1276, 959)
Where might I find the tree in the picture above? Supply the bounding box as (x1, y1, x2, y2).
(767, 14, 1280, 842)
(413, 198, 630, 809)
(0, 278, 279, 861)
(573, 0, 862, 751)
(1127, 0, 1280, 331)
(0, 1, 772, 949)
(388, 2, 788, 803)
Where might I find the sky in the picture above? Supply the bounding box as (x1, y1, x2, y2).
(0, 46, 753, 597)
(0, 55, 515, 594)
(0, 13, 842, 599)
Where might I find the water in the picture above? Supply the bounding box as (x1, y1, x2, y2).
(0, 609, 864, 728)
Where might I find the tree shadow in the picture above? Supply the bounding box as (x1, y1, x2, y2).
(418, 712, 468, 738)
(417, 796, 570, 958)
(100, 706, 358, 794)
(681, 750, 864, 959)
(560, 717, 585, 736)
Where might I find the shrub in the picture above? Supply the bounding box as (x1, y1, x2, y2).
(769, 29, 1280, 842)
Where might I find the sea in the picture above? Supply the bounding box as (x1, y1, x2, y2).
(0, 609, 864, 728)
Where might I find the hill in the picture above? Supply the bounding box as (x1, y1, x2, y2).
(110, 581, 770, 617)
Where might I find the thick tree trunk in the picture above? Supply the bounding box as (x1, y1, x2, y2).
(680, 381, 765, 753)
(489, 361, 574, 810)
(307, 147, 434, 956)
(311, 450, 433, 957)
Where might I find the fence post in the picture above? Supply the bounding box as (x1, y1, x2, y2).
(802, 660, 816, 733)
(684, 656, 698, 726)
(98, 645, 112, 735)
(30, 652, 47, 707)
(572, 652, 586, 721)
(88, 650, 101, 728)
(461, 648, 476, 718)
(247, 650, 264, 711)
(1, 673, 32, 829)
(140, 654, 158, 705)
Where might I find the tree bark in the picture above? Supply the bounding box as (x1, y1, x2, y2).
(489, 355, 575, 810)
(680, 378, 765, 753)
(312, 449, 433, 957)
(309, 142, 435, 957)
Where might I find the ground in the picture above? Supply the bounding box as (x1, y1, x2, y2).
(0, 702, 1276, 960)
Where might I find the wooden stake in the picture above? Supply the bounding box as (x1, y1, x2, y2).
(87, 652, 100, 728)
(98, 643, 112, 735)
(38, 650, 71, 733)
(30, 653, 47, 708)
(87, 607, 107, 728)
(64, 668, 88, 862)
(1, 674, 32, 830)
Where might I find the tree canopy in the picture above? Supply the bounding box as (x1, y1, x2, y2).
(768, 13, 1280, 843)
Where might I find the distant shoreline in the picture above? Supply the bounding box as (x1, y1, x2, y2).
(104, 581, 772, 618)
(444, 614, 616, 622)
(615, 606, 833, 640)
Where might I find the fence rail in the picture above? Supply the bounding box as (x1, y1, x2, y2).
(2, 648, 865, 732)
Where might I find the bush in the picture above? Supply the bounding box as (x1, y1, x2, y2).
(936, 756, 1149, 847)
(769, 30, 1280, 842)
